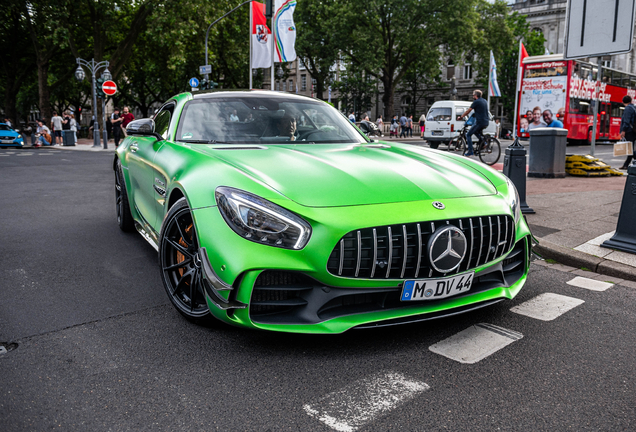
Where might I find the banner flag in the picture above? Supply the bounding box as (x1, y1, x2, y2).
(251, 2, 272, 68)
(513, 41, 529, 137)
(488, 51, 502, 97)
(274, 0, 297, 63)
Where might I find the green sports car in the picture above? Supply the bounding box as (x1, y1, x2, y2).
(115, 90, 531, 333)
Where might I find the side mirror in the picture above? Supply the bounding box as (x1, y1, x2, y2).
(126, 119, 163, 141)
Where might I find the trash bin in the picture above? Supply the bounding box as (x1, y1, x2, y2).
(62, 130, 76, 146)
(528, 128, 568, 178)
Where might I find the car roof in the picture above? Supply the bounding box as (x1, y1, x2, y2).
(430, 100, 471, 107)
(191, 89, 322, 103)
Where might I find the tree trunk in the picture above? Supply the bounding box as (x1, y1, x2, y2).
(37, 62, 52, 122)
(382, 75, 394, 119)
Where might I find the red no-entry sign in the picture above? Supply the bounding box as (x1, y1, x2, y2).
(102, 80, 117, 96)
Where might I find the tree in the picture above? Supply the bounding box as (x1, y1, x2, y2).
(295, 0, 342, 100)
(335, 0, 478, 118)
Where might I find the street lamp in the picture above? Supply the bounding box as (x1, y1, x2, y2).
(76, 58, 110, 148)
(101, 69, 112, 81)
(451, 75, 457, 101)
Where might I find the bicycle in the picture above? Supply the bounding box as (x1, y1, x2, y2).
(447, 122, 501, 165)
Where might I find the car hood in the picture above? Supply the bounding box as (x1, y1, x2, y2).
(202, 143, 497, 207)
(0, 130, 19, 137)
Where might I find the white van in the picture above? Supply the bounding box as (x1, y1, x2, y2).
(423, 100, 496, 149)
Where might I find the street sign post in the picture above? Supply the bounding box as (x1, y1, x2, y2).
(199, 65, 212, 75)
(563, 0, 636, 156)
(564, 0, 636, 60)
(102, 80, 117, 96)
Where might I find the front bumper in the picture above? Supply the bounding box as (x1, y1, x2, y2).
(193, 196, 531, 333)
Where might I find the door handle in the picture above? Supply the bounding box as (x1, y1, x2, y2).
(130, 142, 138, 153)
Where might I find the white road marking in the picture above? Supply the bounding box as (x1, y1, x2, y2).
(16, 153, 34, 156)
(511, 293, 585, 321)
(567, 276, 613, 292)
(303, 372, 429, 432)
(429, 323, 523, 364)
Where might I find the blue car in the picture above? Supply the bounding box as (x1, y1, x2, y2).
(0, 123, 25, 148)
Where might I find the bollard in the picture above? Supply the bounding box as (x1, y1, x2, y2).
(601, 163, 636, 253)
(503, 137, 535, 214)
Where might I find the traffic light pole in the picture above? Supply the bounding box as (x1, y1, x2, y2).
(76, 58, 109, 148)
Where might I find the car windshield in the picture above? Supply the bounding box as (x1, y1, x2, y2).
(175, 96, 367, 144)
(0, 125, 12, 131)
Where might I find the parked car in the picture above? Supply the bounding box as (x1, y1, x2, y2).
(115, 90, 531, 333)
(424, 101, 496, 149)
(0, 123, 25, 148)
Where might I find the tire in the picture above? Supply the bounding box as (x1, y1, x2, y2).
(115, 160, 135, 232)
(478, 137, 501, 165)
(159, 198, 213, 323)
(429, 141, 440, 149)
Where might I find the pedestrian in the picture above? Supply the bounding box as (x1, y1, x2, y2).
(459, 90, 489, 156)
(69, 113, 78, 142)
(542, 110, 563, 128)
(4, 117, 12, 128)
(407, 115, 413, 137)
(348, 111, 356, 123)
(111, 107, 123, 146)
(50, 111, 63, 145)
(376, 115, 383, 134)
(528, 106, 546, 131)
(419, 113, 426, 137)
(121, 106, 135, 136)
(619, 95, 636, 169)
(399, 113, 407, 138)
(494, 119, 501, 138)
(390, 115, 398, 137)
(35, 119, 52, 147)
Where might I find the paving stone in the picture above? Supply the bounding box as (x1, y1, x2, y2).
(571, 269, 600, 278)
(604, 250, 636, 267)
(592, 274, 625, 284)
(574, 243, 614, 258)
(618, 280, 636, 289)
(551, 263, 577, 272)
(588, 231, 615, 246)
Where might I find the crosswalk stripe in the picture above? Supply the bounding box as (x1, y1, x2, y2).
(567, 276, 613, 291)
(303, 372, 429, 431)
(429, 323, 523, 364)
(511, 293, 585, 321)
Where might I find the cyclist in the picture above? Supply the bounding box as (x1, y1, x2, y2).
(459, 89, 489, 156)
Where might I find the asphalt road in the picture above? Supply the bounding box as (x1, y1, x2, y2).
(1, 148, 635, 431)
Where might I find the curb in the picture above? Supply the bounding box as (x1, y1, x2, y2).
(534, 237, 636, 282)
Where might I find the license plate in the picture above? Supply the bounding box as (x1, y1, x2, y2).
(432, 131, 443, 136)
(401, 272, 474, 301)
(1, 140, 13, 144)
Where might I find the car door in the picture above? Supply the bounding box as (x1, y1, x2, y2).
(125, 103, 174, 236)
(148, 103, 176, 233)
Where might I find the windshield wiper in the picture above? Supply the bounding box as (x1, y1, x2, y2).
(177, 139, 229, 144)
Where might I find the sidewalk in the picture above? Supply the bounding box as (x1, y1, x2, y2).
(30, 135, 636, 281)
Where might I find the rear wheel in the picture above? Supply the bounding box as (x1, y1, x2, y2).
(478, 137, 501, 165)
(159, 198, 212, 323)
(429, 141, 440, 149)
(115, 160, 135, 232)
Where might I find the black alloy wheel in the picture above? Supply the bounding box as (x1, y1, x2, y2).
(115, 160, 135, 232)
(159, 198, 212, 323)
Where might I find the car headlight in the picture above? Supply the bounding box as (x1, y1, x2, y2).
(505, 178, 521, 224)
(17, 134, 22, 139)
(215, 186, 312, 250)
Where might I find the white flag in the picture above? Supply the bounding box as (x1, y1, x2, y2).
(274, 0, 297, 62)
(251, 2, 272, 68)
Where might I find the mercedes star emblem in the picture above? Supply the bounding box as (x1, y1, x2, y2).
(428, 225, 467, 273)
(432, 201, 445, 210)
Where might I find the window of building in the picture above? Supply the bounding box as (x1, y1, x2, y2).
(602, 60, 613, 69)
(463, 64, 472, 80)
(289, 79, 294, 92)
(299, 59, 307, 70)
(276, 81, 280, 91)
(301, 75, 307, 91)
(446, 58, 455, 80)
(282, 81, 286, 91)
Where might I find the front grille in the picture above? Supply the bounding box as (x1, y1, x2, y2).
(0, 136, 13, 140)
(327, 215, 515, 279)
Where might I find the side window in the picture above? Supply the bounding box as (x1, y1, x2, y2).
(154, 103, 175, 139)
(455, 107, 465, 120)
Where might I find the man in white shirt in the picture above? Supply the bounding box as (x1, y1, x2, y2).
(50, 111, 63, 145)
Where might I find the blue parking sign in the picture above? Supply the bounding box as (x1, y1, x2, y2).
(189, 77, 199, 88)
